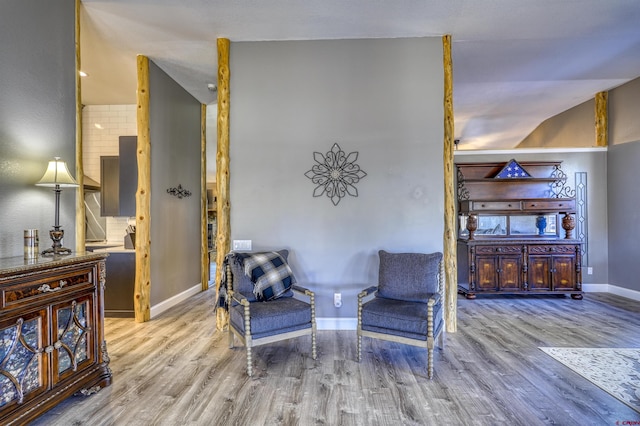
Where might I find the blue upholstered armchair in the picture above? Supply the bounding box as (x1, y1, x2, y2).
(224, 251, 317, 376)
(357, 250, 445, 379)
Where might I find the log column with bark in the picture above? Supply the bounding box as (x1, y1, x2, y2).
(595, 91, 608, 147)
(135, 55, 151, 323)
(201, 103, 209, 291)
(442, 35, 457, 333)
(215, 38, 231, 330)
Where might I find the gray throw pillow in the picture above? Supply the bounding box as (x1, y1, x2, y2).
(376, 250, 442, 303)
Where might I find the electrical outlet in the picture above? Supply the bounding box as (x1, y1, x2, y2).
(334, 292, 342, 308)
(587, 267, 593, 275)
(232, 240, 252, 251)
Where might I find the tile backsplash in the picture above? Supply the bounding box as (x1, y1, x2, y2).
(83, 105, 137, 242)
(106, 217, 132, 243)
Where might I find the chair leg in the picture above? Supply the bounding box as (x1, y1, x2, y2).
(357, 334, 362, 362)
(243, 302, 252, 376)
(428, 347, 434, 379)
(310, 292, 317, 360)
(311, 328, 317, 360)
(228, 328, 234, 348)
(246, 345, 253, 377)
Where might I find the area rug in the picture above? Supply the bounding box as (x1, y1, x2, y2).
(539, 347, 640, 413)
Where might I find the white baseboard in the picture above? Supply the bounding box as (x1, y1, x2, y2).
(585, 284, 640, 302)
(150, 283, 202, 319)
(608, 285, 640, 301)
(581, 283, 609, 292)
(317, 317, 357, 330)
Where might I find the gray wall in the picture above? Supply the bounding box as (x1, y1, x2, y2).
(0, 0, 77, 257)
(609, 76, 640, 146)
(607, 77, 640, 292)
(517, 99, 595, 148)
(229, 38, 444, 318)
(607, 141, 640, 291)
(149, 61, 202, 305)
(454, 151, 609, 285)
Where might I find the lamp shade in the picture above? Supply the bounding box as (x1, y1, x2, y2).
(35, 157, 79, 188)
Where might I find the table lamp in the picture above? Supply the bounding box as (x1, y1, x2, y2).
(36, 157, 79, 256)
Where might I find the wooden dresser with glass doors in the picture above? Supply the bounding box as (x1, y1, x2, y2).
(0, 253, 112, 425)
(456, 160, 583, 299)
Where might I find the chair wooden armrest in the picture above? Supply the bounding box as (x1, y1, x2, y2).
(229, 289, 250, 307)
(427, 293, 441, 307)
(291, 284, 314, 297)
(358, 286, 378, 300)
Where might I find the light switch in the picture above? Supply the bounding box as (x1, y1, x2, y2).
(233, 240, 252, 251)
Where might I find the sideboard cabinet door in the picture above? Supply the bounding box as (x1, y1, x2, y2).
(476, 256, 499, 291)
(551, 255, 577, 291)
(497, 255, 522, 291)
(528, 256, 552, 291)
(51, 295, 95, 386)
(0, 309, 49, 411)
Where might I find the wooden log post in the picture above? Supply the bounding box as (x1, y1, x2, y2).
(215, 38, 231, 330)
(201, 103, 209, 291)
(75, 0, 85, 252)
(442, 35, 457, 333)
(135, 55, 151, 323)
(595, 91, 608, 147)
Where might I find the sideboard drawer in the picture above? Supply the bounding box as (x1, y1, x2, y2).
(2, 268, 94, 309)
(522, 199, 575, 212)
(475, 245, 522, 255)
(528, 244, 577, 254)
(469, 200, 522, 211)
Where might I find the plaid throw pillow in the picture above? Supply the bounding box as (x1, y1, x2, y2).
(235, 252, 296, 301)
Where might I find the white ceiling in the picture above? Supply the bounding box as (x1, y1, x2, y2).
(80, 0, 640, 149)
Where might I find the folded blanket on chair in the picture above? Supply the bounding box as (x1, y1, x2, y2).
(234, 251, 296, 301)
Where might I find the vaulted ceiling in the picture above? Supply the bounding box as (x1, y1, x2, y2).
(80, 0, 640, 149)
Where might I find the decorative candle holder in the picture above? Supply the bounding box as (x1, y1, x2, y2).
(562, 213, 575, 239)
(466, 214, 478, 240)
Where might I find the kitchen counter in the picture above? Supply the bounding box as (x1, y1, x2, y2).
(86, 242, 134, 253)
(84, 242, 135, 317)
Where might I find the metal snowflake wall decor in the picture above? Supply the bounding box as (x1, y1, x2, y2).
(304, 143, 367, 206)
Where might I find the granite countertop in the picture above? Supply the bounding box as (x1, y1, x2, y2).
(0, 252, 109, 276)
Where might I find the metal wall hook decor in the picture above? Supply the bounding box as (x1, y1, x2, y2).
(304, 142, 367, 206)
(167, 184, 192, 199)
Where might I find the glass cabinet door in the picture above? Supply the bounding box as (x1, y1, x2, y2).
(51, 295, 95, 385)
(0, 310, 48, 409)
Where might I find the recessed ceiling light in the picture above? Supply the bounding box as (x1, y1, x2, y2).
(79, 71, 88, 77)
(94, 123, 103, 129)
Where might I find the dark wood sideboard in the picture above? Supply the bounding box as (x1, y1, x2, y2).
(0, 253, 112, 425)
(456, 161, 583, 299)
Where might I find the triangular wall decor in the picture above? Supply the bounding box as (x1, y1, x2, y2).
(495, 159, 531, 178)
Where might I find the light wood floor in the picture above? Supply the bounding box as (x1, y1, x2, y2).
(31, 290, 640, 425)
